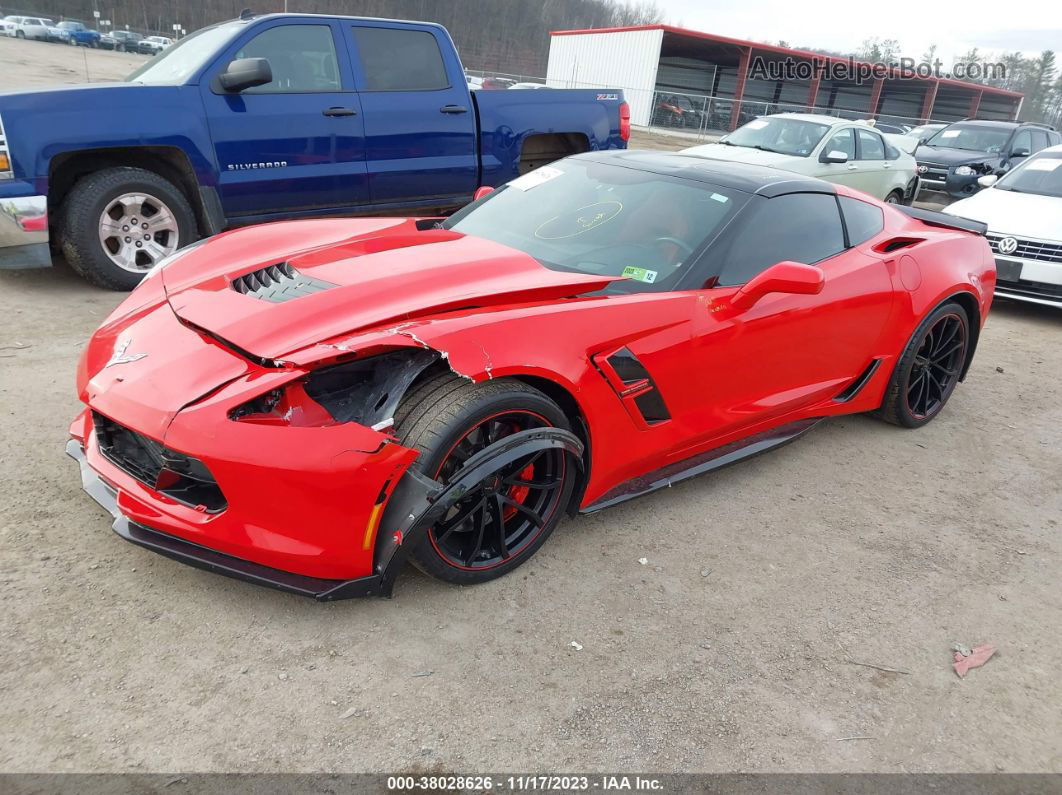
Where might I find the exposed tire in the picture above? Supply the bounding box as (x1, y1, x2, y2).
(15, 30, 24, 38)
(879, 301, 969, 428)
(394, 375, 576, 585)
(885, 189, 904, 204)
(59, 167, 198, 291)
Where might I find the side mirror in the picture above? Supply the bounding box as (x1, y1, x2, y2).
(472, 185, 494, 202)
(977, 174, 998, 188)
(731, 261, 825, 311)
(1010, 148, 1030, 159)
(821, 150, 849, 164)
(219, 57, 272, 92)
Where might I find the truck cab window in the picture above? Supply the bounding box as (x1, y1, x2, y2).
(234, 25, 340, 93)
(351, 27, 448, 91)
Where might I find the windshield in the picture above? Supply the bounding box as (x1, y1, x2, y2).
(995, 152, 1062, 197)
(443, 159, 747, 293)
(925, 124, 1011, 153)
(126, 22, 242, 85)
(723, 117, 830, 157)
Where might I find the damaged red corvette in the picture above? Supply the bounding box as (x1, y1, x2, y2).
(68, 152, 995, 598)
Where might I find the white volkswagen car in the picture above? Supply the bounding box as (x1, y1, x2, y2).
(683, 113, 919, 204)
(946, 145, 1062, 308)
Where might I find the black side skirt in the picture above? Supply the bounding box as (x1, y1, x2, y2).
(581, 418, 822, 513)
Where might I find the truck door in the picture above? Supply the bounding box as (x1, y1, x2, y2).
(201, 19, 368, 218)
(345, 23, 478, 207)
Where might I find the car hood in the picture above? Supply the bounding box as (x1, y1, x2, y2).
(162, 218, 620, 361)
(944, 188, 1062, 239)
(914, 146, 994, 166)
(681, 143, 804, 171)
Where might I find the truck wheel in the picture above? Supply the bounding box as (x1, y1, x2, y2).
(60, 167, 197, 291)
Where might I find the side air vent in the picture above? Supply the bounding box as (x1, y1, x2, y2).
(231, 262, 337, 303)
(592, 346, 671, 427)
(874, 237, 924, 253)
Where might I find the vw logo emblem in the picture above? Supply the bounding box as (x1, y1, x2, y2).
(917, 165, 928, 174)
(997, 237, 1018, 255)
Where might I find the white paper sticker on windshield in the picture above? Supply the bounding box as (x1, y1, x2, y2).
(710, 193, 729, 203)
(1026, 158, 1062, 172)
(939, 129, 960, 138)
(745, 119, 768, 129)
(508, 165, 564, 191)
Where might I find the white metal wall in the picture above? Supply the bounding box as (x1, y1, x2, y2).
(546, 29, 664, 126)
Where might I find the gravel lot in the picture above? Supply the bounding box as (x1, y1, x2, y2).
(1, 37, 1061, 774)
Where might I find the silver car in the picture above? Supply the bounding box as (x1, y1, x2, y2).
(683, 113, 920, 204)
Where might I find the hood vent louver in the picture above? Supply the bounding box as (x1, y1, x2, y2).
(231, 262, 337, 303)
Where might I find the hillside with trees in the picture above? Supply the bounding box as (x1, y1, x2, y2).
(15, 0, 663, 76)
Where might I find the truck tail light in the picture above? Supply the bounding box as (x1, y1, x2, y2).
(619, 102, 631, 142)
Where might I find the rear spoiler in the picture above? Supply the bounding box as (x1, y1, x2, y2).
(897, 205, 987, 236)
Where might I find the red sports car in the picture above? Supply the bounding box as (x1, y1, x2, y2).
(68, 152, 995, 599)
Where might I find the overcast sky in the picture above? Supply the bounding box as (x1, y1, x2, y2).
(653, 0, 1062, 65)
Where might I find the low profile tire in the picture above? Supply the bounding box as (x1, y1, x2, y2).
(885, 189, 904, 204)
(879, 301, 969, 428)
(394, 375, 577, 586)
(59, 167, 197, 290)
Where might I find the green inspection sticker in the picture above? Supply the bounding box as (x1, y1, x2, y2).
(621, 266, 658, 283)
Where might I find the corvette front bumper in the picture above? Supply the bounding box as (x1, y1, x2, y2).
(67, 438, 435, 599)
(67, 427, 583, 599)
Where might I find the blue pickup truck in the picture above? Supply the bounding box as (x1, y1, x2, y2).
(0, 12, 629, 288)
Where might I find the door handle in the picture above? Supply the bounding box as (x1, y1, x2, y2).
(440, 104, 469, 114)
(847, 163, 858, 170)
(322, 106, 357, 117)
(883, 163, 891, 169)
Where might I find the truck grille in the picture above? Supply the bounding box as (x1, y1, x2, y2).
(92, 412, 226, 512)
(987, 233, 1062, 264)
(231, 262, 336, 303)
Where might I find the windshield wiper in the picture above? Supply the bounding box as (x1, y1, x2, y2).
(751, 145, 780, 153)
(716, 140, 738, 146)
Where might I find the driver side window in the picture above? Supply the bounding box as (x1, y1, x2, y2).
(714, 194, 846, 287)
(1010, 130, 1033, 155)
(232, 25, 340, 94)
(823, 128, 856, 160)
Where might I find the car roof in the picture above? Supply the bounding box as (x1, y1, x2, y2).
(765, 113, 852, 127)
(571, 150, 836, 197)
(946, 119, 1020, 128)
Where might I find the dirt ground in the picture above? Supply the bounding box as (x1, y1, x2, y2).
(1, 37, 1061, 774)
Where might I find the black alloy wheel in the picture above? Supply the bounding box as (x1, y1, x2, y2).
(430, 411, 568, 571)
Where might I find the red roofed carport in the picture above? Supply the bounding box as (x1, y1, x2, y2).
(547, 25, 1023, 131)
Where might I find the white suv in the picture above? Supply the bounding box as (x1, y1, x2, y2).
(946, 145, 1062, 308)
(12, 16, 55, 41)
(683, 114, 920, 204)
(2, 15, 25, 36)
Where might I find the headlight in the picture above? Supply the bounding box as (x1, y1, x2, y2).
(230, 349, 440, 431)
(955, 165, 975, 176)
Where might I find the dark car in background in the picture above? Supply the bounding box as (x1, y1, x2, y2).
(915, 119, 1061, 200)
(109, 30, 142, 51)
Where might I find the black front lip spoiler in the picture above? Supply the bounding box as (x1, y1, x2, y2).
(66, 440, 390, 600)
(66, 427, 584, 600)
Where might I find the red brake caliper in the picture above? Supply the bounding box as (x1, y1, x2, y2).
(503, 463, 535, 520)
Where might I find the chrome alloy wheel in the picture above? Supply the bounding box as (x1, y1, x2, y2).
(98, 192, 180, 273)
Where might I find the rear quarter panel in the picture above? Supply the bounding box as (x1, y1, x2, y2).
(473, 89, 626, 186)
